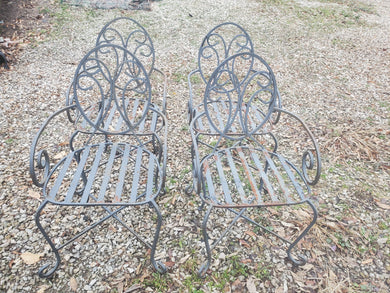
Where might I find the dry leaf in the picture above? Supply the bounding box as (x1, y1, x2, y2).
(239, 239, 250, 248)
(375, 201, 390, 210)
(275, 286, 285, 293)
(246, 277, 257, 293)
(28, 190, 41, 199)
(241, 258, 252, 264)
(69, 277, 78, 292)
(20, 252, 43, 265)
(117, 282, 124, 293)
(361, 258, 373, 265)
(178, 254, 191, 264)
(53, 151, 67, 160)
(164, 261, 175, 267)
(328, 269, 337, 281)
(124, 284, 143, 293)
(37, 285, 50, 293)
(245, 230, 257, 238)
(291, 271, 306, 287)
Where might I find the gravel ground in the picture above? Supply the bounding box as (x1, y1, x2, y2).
(1, 0, 389, 292)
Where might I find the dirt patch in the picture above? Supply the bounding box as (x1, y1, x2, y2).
(0, 0, 54, 66)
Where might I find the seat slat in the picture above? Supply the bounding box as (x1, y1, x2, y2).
(48, 154, 76, 201)
(263, 150, 292, 203)
(211, 101, 226, 132)
(196, 108, 205, 131)
(137, 100, 147, 132)
(214, 153, 232, 204)
(278, 155, 306, 201)
(236, 147, 261, 204)
(65, 146, 92, 203)
(203, 160, 217, 202)
(115, 98, 130, 131)
(105, 100, 116, 131)
(97, 143, 119, 202)
(249, 150, 275, 203)
(114, 144, 132, 202)
(129, 98, 140, 123)
(80, 143, 106, 204)
(149, 110, 158, 132)
(225, 149, 246, 202)
(145, 154, 156, 200)
(130, 147, 143, 202)
(221, 100, 237, 133)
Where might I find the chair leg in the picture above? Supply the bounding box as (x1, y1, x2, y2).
(149, 200, 167, 274)
(35, 200, 61, 279)
(287, 200, 318, 266)
(198, 204, 213, 278)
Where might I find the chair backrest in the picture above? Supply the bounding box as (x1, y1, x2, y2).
(198, 22, 254, 84)
(204, 52, 277, 140)
(96, 17, 155, 76)
(71, 44, 152, 135)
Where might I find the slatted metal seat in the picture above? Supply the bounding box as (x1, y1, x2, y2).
(187, 52, 321, 277)
(43, 143, 163, 205)
(199, 146, 310, 207)
(30, 44, 167, 278)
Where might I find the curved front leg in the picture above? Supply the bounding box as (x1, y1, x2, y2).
(198, 204, 213, 278)
(149, 200, 167, 274)
(286, 200, 318, 266)
(35, 200, 61, 278)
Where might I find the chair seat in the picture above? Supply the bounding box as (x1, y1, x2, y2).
(192, 101, 273, 136)
(69, 98, 165, 135)
(200, 146, 310, 208)
(43, 142, 163, 205)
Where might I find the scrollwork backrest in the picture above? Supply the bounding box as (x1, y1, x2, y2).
(204, 52, 277, 141)
(72, 44, 152, 135)
(96, 17, 155, 76)
(198, 22, 254, 84)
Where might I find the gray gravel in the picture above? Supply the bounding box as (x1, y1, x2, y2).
(1, 0, 389, 292)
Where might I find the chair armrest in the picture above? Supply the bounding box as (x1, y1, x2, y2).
(270, 107, 321, 186)
(189, 117, 205, 195)
(152, 108, 168, 190)
(151, 67, 167, 115)
(188, 69, 201, 123)
(29, 105, 77, 187)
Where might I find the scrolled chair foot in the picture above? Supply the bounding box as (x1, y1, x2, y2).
(38, 261, 60, 279)
(287, 252, 307, 266)
(197, 201, 205, 211)
(153, 260, 167, 274)
(184, 184, 193, 195)
(197, 261, 210, 278)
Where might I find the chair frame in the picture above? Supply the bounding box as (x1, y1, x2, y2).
(187, 51, 321, 277)
(30, 44, 168, 278)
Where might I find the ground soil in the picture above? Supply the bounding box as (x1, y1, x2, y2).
(0, 0, 54, 64)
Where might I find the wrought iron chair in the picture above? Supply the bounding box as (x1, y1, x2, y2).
(188, 52, 321, 277)
(29, 44, 167, 278)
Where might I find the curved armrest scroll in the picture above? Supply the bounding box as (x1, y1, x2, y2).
(30, 105, 77, 187)
(272, 107, 321, 186)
